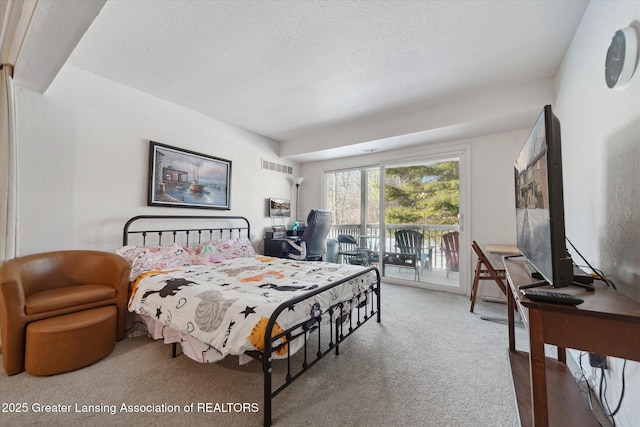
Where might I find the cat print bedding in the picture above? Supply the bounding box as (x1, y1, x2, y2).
(127, 255, 377, 363)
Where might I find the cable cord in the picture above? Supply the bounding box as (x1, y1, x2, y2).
(566, 237, 617, 289)
(576, 352, 604, 427)
(599, 359, 627, 423)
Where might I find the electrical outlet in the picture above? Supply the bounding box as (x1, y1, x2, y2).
(589, 353, 607, 369)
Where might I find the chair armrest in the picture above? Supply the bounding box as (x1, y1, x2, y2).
(0, 279, 27, 375)
(283, 240, 307, 260)
(89, 252, 131, 340)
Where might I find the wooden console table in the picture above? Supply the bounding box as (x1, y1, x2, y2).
(504, 257, 640, 426)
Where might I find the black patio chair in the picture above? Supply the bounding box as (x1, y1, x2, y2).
(337, 234, 371, 266)
(383, 230, 423, 280)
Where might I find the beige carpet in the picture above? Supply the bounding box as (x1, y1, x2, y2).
(1, 283, 531, 426)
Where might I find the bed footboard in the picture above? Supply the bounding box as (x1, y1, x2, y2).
(261, 266, 381, 426)
(122, 215, 381, 426)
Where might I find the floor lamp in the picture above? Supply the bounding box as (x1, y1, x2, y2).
(295, 177, 304, 222)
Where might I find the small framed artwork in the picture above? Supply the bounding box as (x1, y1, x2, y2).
(268, 198, 291, 217)
(148, 141, 231, 209)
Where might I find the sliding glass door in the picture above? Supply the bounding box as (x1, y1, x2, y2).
(325, 166, 380, 245)
(325, 155, 463, 290)
(383, 159, 460, 287)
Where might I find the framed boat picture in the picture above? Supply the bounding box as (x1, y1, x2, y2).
(148, 141, 231, 209)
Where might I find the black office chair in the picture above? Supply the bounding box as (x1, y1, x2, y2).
(284, 210, 332, 261)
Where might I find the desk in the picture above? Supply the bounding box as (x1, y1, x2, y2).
(485, 244, 519, 255)
(485, 244, 519, 275)
(264, 237, 292, 258)
(504, 257, 640, 426)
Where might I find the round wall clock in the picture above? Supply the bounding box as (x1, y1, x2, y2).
(605, 25, 639, 89)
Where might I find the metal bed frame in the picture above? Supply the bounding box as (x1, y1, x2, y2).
(123, 215, 381, 426)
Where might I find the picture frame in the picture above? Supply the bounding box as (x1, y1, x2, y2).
(268, 198, 291, 217)
(148, 141, 231, 210)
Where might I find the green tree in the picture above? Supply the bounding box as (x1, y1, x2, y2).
(385, 161, 459, 225)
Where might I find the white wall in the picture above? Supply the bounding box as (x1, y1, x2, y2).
(468, 130, 529, 250)
(16, 65, 298, 254)
(555, 2, 640, 426)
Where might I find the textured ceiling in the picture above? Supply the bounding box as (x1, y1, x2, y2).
(64, 0, 589, 161)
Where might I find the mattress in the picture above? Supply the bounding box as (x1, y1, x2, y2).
(127, 256, 377, 363)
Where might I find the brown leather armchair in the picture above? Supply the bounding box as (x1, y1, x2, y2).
(0, 250, 131, 375)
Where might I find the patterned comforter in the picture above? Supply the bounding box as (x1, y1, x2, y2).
(128, 256, 377, 363)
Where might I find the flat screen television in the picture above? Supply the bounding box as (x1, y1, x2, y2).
(514, 105, 574, 288)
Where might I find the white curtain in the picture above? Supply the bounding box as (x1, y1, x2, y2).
(0, 64, 18, 262)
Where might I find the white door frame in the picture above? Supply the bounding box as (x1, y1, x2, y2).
(378, 145, 470, 295)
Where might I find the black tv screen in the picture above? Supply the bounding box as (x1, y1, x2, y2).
(514, 105, 573, 288)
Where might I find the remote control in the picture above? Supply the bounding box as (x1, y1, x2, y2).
(520, 289, 584, 305)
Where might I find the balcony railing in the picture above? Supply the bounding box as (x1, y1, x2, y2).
(328, 223, 459, 271)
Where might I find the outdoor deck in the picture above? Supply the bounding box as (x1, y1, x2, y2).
(329, 223, 460, 287)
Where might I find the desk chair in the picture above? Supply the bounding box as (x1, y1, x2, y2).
(284, 210, 332, 261)
(470, 241, 507, 313)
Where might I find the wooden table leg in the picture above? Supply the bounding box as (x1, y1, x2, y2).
(507, 285, 516, 352)
(528, 308, 548, 426)
(558, 346, 567, 364)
